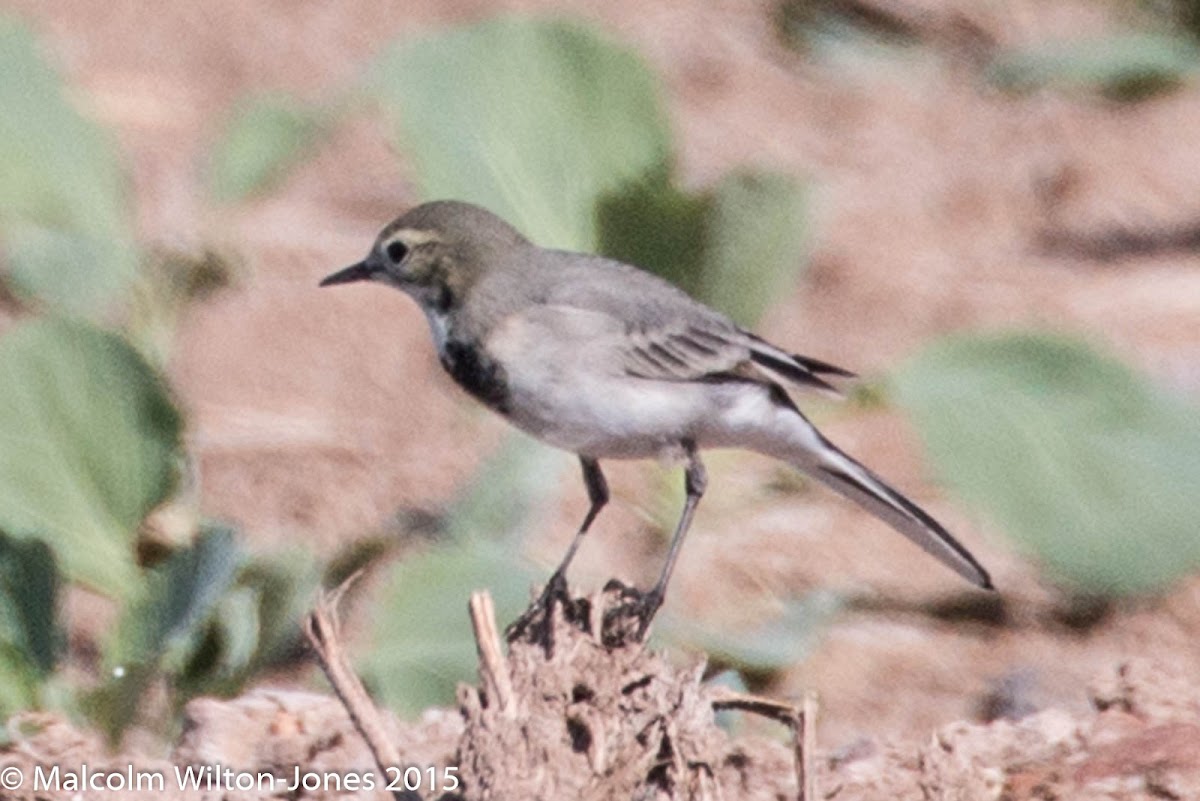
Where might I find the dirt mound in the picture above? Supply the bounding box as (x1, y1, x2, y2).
(5, 590, 1200, 801)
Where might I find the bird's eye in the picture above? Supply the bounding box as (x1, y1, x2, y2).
(385, 241, 408, 263)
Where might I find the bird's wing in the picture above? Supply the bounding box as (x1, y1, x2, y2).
(622, 322, 855, 393)
(617, 317, 747, 381)
(538, 254, 853, 390)
(737, 331, 856, 393)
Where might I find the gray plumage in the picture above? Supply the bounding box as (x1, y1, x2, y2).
(321, 200, 992, 639)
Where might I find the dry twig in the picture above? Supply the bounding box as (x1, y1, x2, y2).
(711, 687, 819, 801)
(469, 590, 516, 717)
(304, 572, 406, 797)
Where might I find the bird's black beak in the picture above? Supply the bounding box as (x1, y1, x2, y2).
(319, 261, 373, 287)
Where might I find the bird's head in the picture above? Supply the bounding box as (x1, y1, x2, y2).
(319, 200, 530, 312)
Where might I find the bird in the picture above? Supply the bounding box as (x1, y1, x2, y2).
(320, 200, 992, 642)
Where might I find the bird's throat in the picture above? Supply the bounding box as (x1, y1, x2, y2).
(439, 338, 510, 414)
(421, 306, 452, 358)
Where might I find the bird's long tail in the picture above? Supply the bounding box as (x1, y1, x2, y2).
(768, 405, 993, 589)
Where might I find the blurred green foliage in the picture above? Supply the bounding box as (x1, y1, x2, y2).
(896, 332, 1200, 596)
(1140, 0, 1200, 43)
(87, 527, 319, 740)
(0, 318, 182, 598)
(694, 172, 809, 328)
(87, 526, 242, 738)
(0, 18, 317, 737)
(0, 16, 137, 315)
(0, 537, 62, 714)
(213, 16, 810, 324)
(987, 33, 1200, 101)
(362, 435, 561, 714)
(774, 0, 1200, 102)
(1175, 0, 1200, 40)
(599, 170, 808, 328)
(364, 18, 808, 324)
(774, 0, 923, 52)
(664, 591, 841, 678)
(770, 0, 1200, 599)
(365, 17, 672, 252)
(209, 93, 330, 201)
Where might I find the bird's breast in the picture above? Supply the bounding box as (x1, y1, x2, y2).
(439, 339, 511, 414)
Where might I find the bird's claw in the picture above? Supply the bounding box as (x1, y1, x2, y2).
(600, 580, 663, 647)
(507, 576, 663, 651)
(505, 570, 571, 647)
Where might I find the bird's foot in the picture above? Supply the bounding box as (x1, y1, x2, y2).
(600, 579, 663, 648)
(505, 570, 580, 653)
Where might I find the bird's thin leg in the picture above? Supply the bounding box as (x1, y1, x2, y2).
(607, 443, 707, 643)
(506, 457, 609, 643)
(552, 457, 609, 581)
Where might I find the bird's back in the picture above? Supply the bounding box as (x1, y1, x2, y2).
(525, 247, 735, 334)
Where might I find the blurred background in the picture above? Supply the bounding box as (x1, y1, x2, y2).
(1, 0, 1199, 754)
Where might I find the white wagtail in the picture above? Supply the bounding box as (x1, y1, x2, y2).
(321, 200, 992, 640)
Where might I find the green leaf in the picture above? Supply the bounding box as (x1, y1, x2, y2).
(362, 434, 566, 714)
(987, 34, 1200, 101)
(444, 433, 571, 543)
(661, 591, 840, 674)
(88, 538, 318, 738)
(364, 16, 671, 249)
(203, 586, 261, 678)
(233, 551, 320, 668)
(0, 16, 138, 313)
(178, 548, 320, 695)
(91, 526, 242, 738)
(774, 0, 923, 54)
(596, 169, 711, 296)
(0, 536, 61, 675)
(894, 332, 1200, 595)
(208, 93, 327, 201)
(597, 169, 808, 327)
(112, 525, 242, 666)
(0, 535, 63, 718)
(698, 171, 808, 328)
(361, 538, 538, 714)
(0, 319, 183, 597)
(0, 648, 41, 722)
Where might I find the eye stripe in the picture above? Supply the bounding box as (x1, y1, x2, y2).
(382, 227, 442, 246)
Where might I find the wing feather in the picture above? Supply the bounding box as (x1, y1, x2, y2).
(621, 320, 853, 395)
(533, 250, 853, 391)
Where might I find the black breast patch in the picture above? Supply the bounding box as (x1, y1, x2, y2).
(441, 339, 510, 413)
